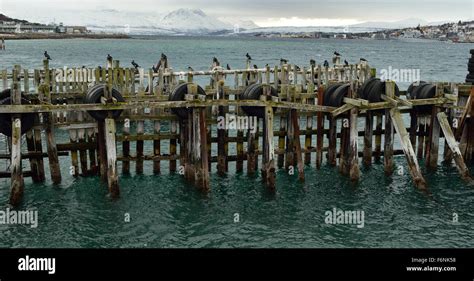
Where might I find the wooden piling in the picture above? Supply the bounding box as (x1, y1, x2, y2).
(384, 82, 394, 175)
(105, 118, 120, 197)
(363, 111, 373, 166)
(43, 60, 61, 184)
(262, 105, 276, 190)
(9, 68, 23, 205)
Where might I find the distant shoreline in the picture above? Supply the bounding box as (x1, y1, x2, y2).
(0, 33, 130, 40)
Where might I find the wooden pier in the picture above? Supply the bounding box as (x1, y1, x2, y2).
(0, 54, 473, 205)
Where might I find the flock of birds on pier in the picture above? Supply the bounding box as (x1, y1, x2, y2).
(42, 50, 369, 72)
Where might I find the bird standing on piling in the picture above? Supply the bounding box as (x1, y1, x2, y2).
(253, 64, 258, 69)
(107, 54, 113, 61)
(323, 60, 329, 67)
(131, 60, 140, 69)
(280, 58, 288, 64)
(213, 57, 220, 66)
(226, 64, 231, 70)
(344, 60, 349, 66)
(360, 58, 367, 62)
(44, 51, 51, 60)
(310, 59, 316, 67)
(246, 53, 252, 60)
(152, 65, 158, 73)
(334, 51, 340, 56)
(188, 66, 194, 72)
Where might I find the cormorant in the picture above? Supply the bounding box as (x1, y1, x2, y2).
(107, 54, 113, 61)
(226, 64, 231, 70)
(246, 53, 252, 60)
(131, 60, 140, 69)
(310, 59, 316, 67)
(334, 51, 340, 56)
(44, 51, 51, 60)
(323, 60, 329, 67)
(344, 60, 349, 66)
(188, 66, 194, 71)
(360, 58, 367, 62)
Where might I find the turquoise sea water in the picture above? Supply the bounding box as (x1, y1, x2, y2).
(0, 37, 473, 248)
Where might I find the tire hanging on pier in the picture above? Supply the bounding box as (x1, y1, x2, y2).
(357, 78, 400, 103)
(408, 82, 437, 114)
(84, 84, 125, 121)
(169, 82, 207, 119)
(240, 83, 278, 118)
(0, 89, 36, 137)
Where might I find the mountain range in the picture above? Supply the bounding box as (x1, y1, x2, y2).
(1, 9, 459, 35)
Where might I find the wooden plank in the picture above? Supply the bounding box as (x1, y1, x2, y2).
(9, 68, 23, 205)
(262, 105, 276, 190)
(390, 109, 427, 190)
(437, 112, 472, 181)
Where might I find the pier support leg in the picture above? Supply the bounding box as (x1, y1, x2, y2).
(290, 109, 305, 182)
(390, 109, 427, 190)
(285, 111, 295, 170)
(277, 116, 286, 168)
(437, 112, 472, 181)
(195, 108, 210, 191)
(327, 117, 337, 166)
(45, 113, 62, 184)
(384, 83, 395, 176)
(97, 120, 107, 182)
(426, 106, 441, 169)
(316, 87, 324, 169)
(247, 126, 257, 175)
(374, 114, 382, 161)
(349, 107, 360, 182)
(26, 131, 41, 182)
(262, 105, 276, 190)
(105, 118, 119, 197)
(10, 117, 23, 205)
(363, 111, 373, 166)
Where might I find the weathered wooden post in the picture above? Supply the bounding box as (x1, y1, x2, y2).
(437, 112, 471, 181)
(43, 59, 62, 184)
(426, 84, 442, 168)
(383, 81, 394, 175)
(261, 90, 276, 190)
(316, 66, 324, 169)
(9, 67, 24, 205)
(105, 118, 119, 197)
(348, 70, 360, 182)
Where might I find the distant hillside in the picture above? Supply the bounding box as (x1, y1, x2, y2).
(0, 13, 30, 23)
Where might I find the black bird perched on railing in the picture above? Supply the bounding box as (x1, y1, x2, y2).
(226, 64, 231, 70)
(246, 53, 252, 60)
(295, 65, 301, 71)
(161, 53, 167, 60)
(107, 54, 113, 61)
(44, 51, 51, 60)
(310, 59, 316, 67)
(188, 66, 194, 71)
(344, 60, 349, 66)
(323, 60, 329, 67)
(152, 65, 158, 73)
(360, 58, 367, 62)
(131, 60, 140, 69)
(253, 64, 258, 69)
(334, 51, 340, 56)
(213, 57, 220, 66)
(280, 58, 288, 64)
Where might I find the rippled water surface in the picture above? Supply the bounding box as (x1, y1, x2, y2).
(0, 37, 473, 248)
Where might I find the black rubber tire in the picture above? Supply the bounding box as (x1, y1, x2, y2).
(330, 83, 350, 107)
(169, 83, 207, 119)
(466, 73, 474, 80)
(0, 95, 36, 137)
(414, 83, 435, 114)
(323, 83, 342, 106)
(358, 77, 378, 100)
(470, 49, 474, 55)
(468, 65, 474, 72)
(0, 89, 12, 100)
(407, 81, 426, 99)
(469, 58, 474, 64)
(241, 83, 278, 118)
(84, 84, 125, 121)
(365, 80, 400, 103)
(466, 78, 474, 83)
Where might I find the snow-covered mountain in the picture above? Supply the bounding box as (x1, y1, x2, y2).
(159, 8, 233, 33)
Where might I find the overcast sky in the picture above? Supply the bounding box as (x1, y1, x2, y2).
(1, 0, 472, 26)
